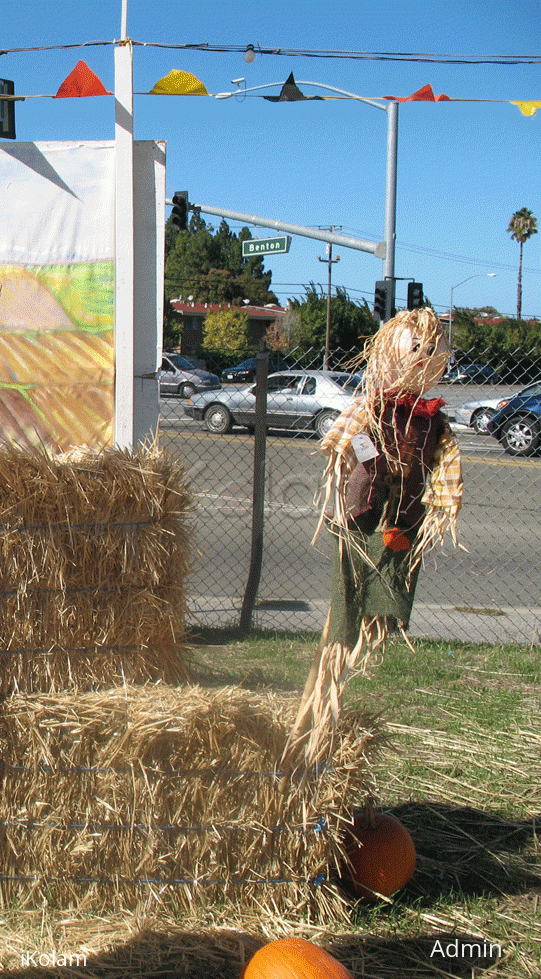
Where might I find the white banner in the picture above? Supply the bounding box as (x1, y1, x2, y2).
(0, 141, 115, 451)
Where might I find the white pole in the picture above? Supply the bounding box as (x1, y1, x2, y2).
(120, 0, 128, 40)
(114, 27, 135, 448)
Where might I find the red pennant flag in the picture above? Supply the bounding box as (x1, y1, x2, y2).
(384, 84, 450, 103)
(54, 61, 112, 98)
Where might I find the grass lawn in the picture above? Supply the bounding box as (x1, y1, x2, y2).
(1, 628, 539, 978)
(187, 627, 541, 978)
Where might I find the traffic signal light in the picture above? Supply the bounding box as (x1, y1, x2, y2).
(171, 190, 189, 231)
(0, 79, 16, 140)
(374, 280, 389, 320)
(407, 281, 424, 310)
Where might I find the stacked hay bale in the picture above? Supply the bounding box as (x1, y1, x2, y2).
(0, 684, 383, 919)
(0, 442, 382, 925)
(0, 443, 194, 695)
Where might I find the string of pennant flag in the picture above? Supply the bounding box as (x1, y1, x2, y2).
(3, 61, 540, 117)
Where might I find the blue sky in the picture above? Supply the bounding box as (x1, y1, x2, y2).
(2, 0, 540, 319)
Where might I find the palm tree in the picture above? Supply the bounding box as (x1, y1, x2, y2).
(507, 207, 538, 319)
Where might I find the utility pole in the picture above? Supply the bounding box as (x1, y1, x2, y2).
(318, 232, 341, 370)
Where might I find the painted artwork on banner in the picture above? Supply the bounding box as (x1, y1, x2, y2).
(0, 141, 115, 451)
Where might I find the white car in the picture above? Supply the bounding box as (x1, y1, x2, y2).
(184, 370, 364, 438)
(454, 381, 541, 433)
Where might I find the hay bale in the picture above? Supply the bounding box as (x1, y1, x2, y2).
(0, 684, 383, 920)
(0, 443, 194, 695)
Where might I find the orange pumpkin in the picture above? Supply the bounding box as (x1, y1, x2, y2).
(341, 799, 416, 900)
(240, 937, 353, 979)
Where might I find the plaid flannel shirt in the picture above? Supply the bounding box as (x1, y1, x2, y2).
(320, 397, 463, 516)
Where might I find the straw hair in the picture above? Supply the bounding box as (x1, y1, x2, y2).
(0, 683, 384, 920)
(0, 442, 194, 695)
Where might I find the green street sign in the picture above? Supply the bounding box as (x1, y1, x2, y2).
(242, 236, 292, 257)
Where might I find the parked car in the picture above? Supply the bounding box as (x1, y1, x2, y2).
(441, 362, 501, 384)
(455, 380, 541, 434)
(487, 382, 541, 455)
(221, 357, 293, 384)
(184, 370, 364, 437)
(159, 353, 221, 399)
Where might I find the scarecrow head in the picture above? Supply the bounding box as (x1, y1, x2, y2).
(362, 307, 450, 398)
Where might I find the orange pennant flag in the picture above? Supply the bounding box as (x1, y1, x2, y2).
(384, 84, 450, 102)
(54, 61, 112, 98)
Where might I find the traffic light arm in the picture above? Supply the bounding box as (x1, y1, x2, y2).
(165, 199, 386, 258)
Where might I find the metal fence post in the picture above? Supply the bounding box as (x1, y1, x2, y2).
(239, 343, 269, 633)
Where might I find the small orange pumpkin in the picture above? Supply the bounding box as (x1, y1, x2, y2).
(240, 937, 353, 979)
(341, 798, 416, 900)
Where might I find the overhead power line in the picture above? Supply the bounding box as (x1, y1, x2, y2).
(1, 39, 540, 65)
(133, 42, 541, 65)
(395, 241, 541, 274)
(338, 228, 540, 275)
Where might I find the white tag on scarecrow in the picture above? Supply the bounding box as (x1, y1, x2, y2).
(350, 433, 379, 462)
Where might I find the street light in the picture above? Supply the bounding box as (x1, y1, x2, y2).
(217, 79, 398, 298)
(448, 273, 497, 346)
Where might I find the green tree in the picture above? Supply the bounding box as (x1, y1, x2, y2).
(202, 308, 249, 356)
(289, 284, 377, 358)
(163, 290, 181, 350)
(164, 215, 277, 315)
(507, 207, 538, 320)
(453, 307, 541, 381)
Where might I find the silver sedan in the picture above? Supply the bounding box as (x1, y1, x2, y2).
(183, 370, 363, 438)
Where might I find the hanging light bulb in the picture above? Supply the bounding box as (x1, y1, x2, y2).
(244, 45, 256, 64)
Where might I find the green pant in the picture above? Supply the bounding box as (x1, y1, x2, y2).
(327, 523, 420, 647)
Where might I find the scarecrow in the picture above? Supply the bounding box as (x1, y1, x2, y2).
(282, 307, 463, 775)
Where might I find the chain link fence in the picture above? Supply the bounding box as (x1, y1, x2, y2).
(159, 345, 541, 645)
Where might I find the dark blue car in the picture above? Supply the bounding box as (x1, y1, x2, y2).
(221, 357, 292, 384)
(487, 381, 541, 456)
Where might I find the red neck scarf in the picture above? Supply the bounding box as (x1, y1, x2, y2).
(389, 393, 446, 417)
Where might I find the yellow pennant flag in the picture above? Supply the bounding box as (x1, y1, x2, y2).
(511, 101, 541, 117)
(149, 70, 209, 96)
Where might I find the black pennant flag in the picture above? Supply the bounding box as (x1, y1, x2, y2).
(264, 73, 323, 102)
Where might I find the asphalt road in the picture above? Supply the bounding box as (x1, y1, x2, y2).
(158, 386, 541, 643)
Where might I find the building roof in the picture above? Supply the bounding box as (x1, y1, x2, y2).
(170, 300, 286, 320)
